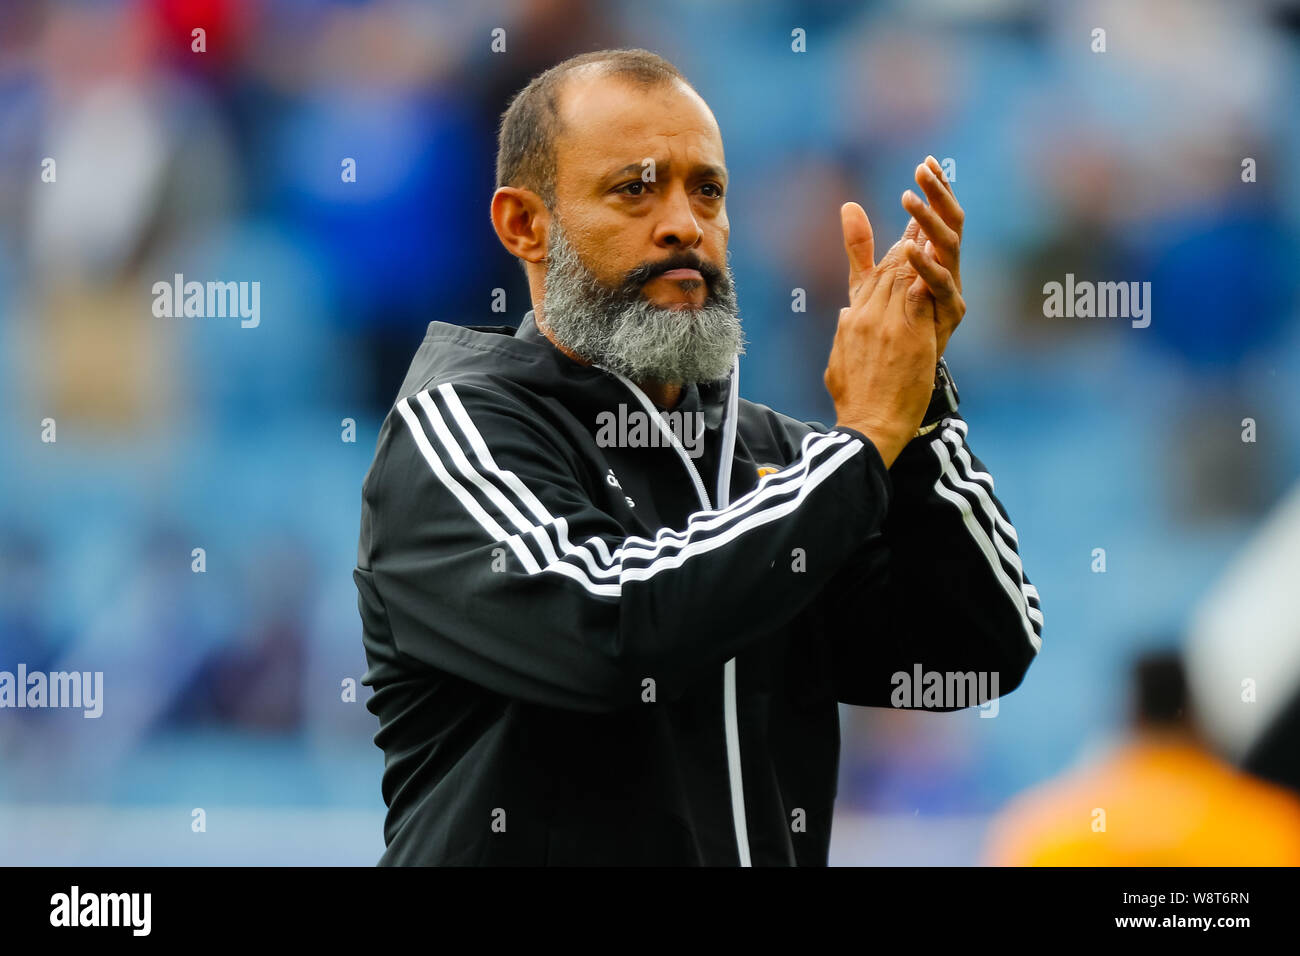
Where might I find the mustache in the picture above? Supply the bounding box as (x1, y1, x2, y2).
(621, 252, 724, 292)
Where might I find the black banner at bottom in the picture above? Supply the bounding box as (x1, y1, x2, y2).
(1, 865, 1287, 942)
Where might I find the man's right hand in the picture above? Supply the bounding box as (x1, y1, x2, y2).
(825, 200, 938, 468)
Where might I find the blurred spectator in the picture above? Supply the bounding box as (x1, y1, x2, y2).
(1245, 684, 1300, 798)
(984, 650, 1300, 865)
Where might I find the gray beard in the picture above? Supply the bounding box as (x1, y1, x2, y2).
(538, 217, 745, 386)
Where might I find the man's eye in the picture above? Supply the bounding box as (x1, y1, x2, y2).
(615, 181, 722, 198)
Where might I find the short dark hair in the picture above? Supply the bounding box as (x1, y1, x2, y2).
(495, 48, 692, 210)
(1133, 649, 1190, 727)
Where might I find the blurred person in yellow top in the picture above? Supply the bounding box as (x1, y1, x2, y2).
(984, 650, 1300, 865)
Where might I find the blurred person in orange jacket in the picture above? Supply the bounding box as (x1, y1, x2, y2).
(984, 649, 1300, 865)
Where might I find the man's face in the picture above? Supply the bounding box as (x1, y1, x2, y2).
(538, 72, 744, 386)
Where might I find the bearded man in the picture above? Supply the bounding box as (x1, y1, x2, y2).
(354, 48, 1043, 866)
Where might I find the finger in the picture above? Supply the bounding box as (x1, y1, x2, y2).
(869, 262, 898, 312)
(904, 273, 938, 329)
(890, 261, 919, 305)
(901, 189, 960, 268)
(904, 239, 958, 304)
(914, 161, 964, 237)
(905, 240, 964, 345)
(922, 238, 957, 288)
(866, 209, 921, 276)
(843, 260, 897, 332)
(848, 259, 897, 329)
(888, 265, 936, 350)
(875, 219, 921, 274)
(924, 155, 955, 196)
(841, 202, 875, 302)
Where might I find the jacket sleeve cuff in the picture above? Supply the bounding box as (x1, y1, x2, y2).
(829, 425, 894, 504)
(886, 412, 969, 504)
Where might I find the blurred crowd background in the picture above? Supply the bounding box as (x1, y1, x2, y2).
(2, 0, 1300, 864)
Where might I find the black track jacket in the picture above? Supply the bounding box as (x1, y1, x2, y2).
(355, 310, 1043, 865)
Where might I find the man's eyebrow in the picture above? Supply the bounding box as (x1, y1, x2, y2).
(599, 160, 729, 187)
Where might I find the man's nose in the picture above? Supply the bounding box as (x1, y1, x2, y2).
(653, 183, 703, 250)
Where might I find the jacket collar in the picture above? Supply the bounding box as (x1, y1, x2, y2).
(514, 309, 549, 348)
(409, 310, 740, 508)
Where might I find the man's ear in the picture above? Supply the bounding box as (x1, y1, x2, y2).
(491, 187, 550, 266)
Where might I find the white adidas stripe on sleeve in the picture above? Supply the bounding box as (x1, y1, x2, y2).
(395, 385, 870, 598)
(927, 422, 1043, 654)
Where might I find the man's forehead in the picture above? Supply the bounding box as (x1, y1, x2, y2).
(554, 70, 724, 172)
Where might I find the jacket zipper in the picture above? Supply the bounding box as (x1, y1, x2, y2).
(604, 363, 752, 867)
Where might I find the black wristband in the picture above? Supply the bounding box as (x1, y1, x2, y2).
(916, 358, 959, 435)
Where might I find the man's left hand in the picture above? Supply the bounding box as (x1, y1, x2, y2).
(900, 155, 965, 358)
